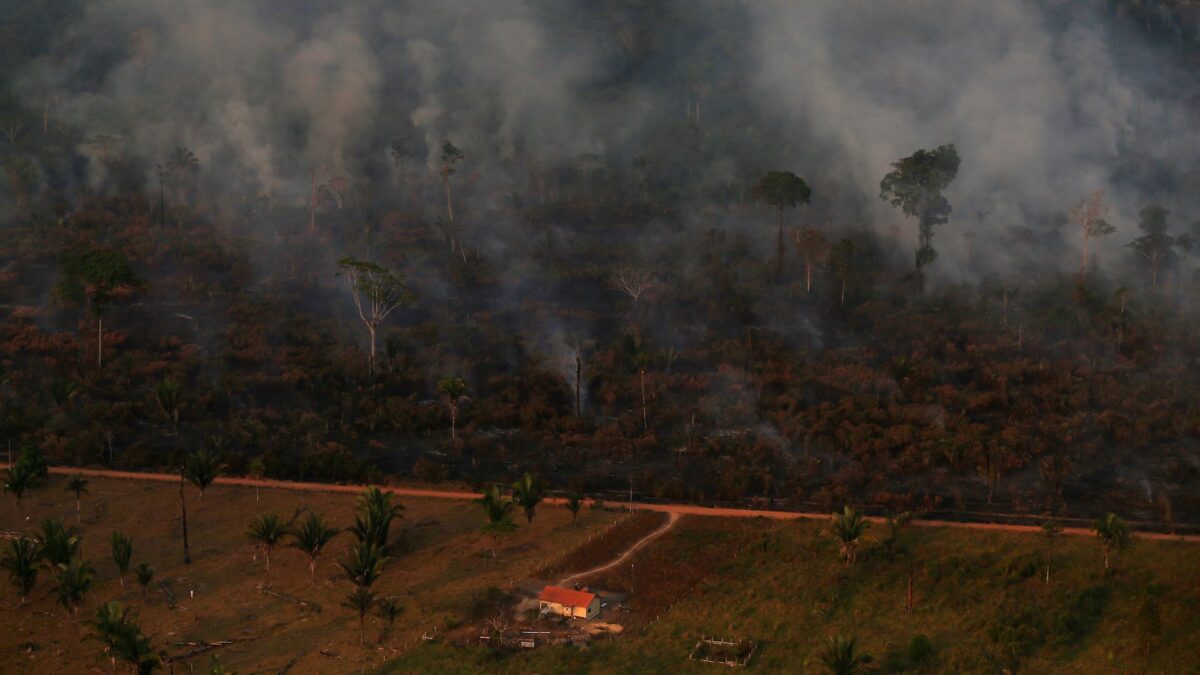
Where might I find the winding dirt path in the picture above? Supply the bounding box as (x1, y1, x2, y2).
(10, 465, 1200, 543)
(559, 512, 680, 586)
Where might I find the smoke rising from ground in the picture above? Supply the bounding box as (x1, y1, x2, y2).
(12, 0, 1200, 282)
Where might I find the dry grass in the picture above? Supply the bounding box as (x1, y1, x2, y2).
(0, 474, 623, 673)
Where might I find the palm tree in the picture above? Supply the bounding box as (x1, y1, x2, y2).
(437, 377, 469, 440)
(477, 486, 519, 558)
(343, 587, 378, 645)
(1094, 512, 1131, 571)
(89, 600, 129, 670)
(1, 537, 39, 605)
(566, 491, 583, 525)
(55, 558, 96, 615)
(820, 634, 873, 675)
(246, 513, 288, 582)
(134, 563, 154, 598)
(39, 518, 81, 569)
(3, 462, 33, 511)
(511, 473, 544, 524)
(90, 601, 161, 673)
(110, 532, 133, 586)
(338, 541, 386, 588)
(831, 506, 868, 565)
(376, 597, 404, 644)
(183, 449, 224, 505)
(65, 475, 89, 524)
(350, 487, 403, 549)
(290, 512, 339, 581)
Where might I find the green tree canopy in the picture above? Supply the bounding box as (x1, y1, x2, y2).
(879, 144, 960, 273)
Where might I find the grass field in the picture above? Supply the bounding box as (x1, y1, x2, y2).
(5, 475, 1200, 674)
(380, 516, 1200, 674)
(0, 474, 626, 673)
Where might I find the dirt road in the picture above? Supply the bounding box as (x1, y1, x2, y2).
(11, 464, 1200, 543)
(559, 512, 680, 586)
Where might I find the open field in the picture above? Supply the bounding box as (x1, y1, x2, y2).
(0, 474, 627, 673)
(382, 516, 1200, 673)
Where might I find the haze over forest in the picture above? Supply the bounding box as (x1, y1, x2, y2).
(4, 0, 1200, 525)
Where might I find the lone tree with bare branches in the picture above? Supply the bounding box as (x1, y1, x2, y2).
(753, 170, 811, 278)
(1071, 190, 1114, 276)
(609, 265, 656, 317)
(337, 258, 414, 376)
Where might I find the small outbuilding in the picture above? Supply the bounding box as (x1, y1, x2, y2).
(538, 585, 601, 620)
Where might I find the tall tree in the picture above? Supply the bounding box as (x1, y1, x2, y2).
(53, 248, 142, 368)
(511, 473, 544, 524)
(66, 475, 89, 524)
(110, 532, 132, 587)
(831, 506, 868, 565)
(1128, 205, 1177, 290)
(879, 145, 960, 284)
(437, 377, 469, 440)
(336, 258, 414, 376)
(439, 140, 465, 228)
(290, 512, 339, 581)
(830, 239, 855, 308)
(1, 537, 39, 605)
(1093, 512, 1131, 571)
(183, 449, 224, 505)
(246, 513, 287, 582)
(794, 227, 831, 294)
(752, 170, 812, 278)
(477, 486, 518, 558)
(1070, 190, 1114, 276)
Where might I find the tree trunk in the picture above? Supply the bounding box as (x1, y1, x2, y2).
(1103, 544, 1109, 570)
(906, 564, 914, 613)
(443, 177, 455, 223)
(640, 369, 647, 430)
(805, 259, 813, 293)
(840, 277, 846, 308)
(180, 475, 191, 565)
(574, 350, 582, 417)
(1081, 232, 1090, 276)
(97, 315, 103, 369)
(367, 324, 377, 376)
(776, 211, 785, 279)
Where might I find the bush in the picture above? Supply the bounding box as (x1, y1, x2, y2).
(907, 634, 933, 664)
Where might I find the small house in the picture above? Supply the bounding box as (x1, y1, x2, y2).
(538, 585, 600, 620)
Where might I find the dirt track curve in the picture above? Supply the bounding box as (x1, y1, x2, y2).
(8, 465, 1200, 543)
(559, 512, 681, 586)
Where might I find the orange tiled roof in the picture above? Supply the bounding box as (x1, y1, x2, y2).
(538, 585, 596, 608)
